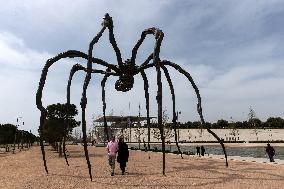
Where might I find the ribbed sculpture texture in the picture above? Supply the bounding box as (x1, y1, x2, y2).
(36, 13, 228, 181)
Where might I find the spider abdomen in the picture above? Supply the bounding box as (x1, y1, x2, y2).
(115, 75, 134, 92)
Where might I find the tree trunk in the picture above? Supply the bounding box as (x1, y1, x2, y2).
(54, 142, 59, 151)
(59, 141, 62, 157)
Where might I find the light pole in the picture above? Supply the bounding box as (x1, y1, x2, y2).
(176, 111, 181, 142)
(20, 121, 25, 150)
(13, 116, 23, 153)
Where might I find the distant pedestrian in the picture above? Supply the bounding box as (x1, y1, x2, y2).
(196, 146, 200, 156)
(201, 146, 205, 156)
(143, 138, 147, 151)
(106, 136, 118, 176)
(117, 137, 129, 175)
(266, 143, 275, 162)
(91, 139, 96, 146)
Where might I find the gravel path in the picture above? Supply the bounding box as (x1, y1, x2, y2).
(1, 145, 284, 189)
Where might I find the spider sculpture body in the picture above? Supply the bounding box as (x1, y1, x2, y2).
(36, 13, 228, 181)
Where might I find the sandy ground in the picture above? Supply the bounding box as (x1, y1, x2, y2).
(1, 145, 284, 189)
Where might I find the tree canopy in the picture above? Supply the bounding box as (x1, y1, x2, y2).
(176, 117, 284, 129)
(42, 103, 80, 143)
(0, 123, 37, 145)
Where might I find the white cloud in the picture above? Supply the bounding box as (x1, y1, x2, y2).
(0, 32, 52, 72)
(0, 32, 80, 134)
(0, 1, 284, 134)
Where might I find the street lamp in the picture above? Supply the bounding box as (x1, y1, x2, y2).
(13, 116, 23, 153)
(176, 111, 181, 142)
(13, 117, 21, 153)
(20, 121, 25, 150)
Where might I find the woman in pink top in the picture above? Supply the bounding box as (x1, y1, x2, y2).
(106, 136, 118, 176)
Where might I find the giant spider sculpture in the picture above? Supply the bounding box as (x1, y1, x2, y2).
(36, 13, 228, 181)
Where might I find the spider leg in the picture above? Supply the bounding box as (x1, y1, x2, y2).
(140, 53, 153, 68)
(104, 14, 123, 67)
(62, 135, 69, 166)
(140, 71, 151, 150)
(139, 61, 229, 166)
(36, 49, 116, 175)
(65, 64, 117, 167)
(80, 13, 117, 181)
(144, 28, 166, 175)
(136, 62, 155, 73)
(101, 69, 112, 142)
(133, 28, 165, 172)
(131, 27, 161, 65)
(65, 65, 79, 167)
(161, 60, 228, 167)
(80, 13, 133, 180)
(161, 65, 183, 159)
(37, 14, 123, 178)
(36, 54, 71, 174)
(67, 64, 117, 116)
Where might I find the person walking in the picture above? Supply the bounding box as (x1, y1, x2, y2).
(117, 137, 129, 175)
(266, 143, 275, 162)
(196, 146, 200, 156)
(201, 146, 205, 156)
(106, 136, 118, 176)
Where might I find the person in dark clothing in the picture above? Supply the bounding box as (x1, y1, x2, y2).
(201, 146, 205, 156)
(196, 146, 200, 156)
(117, 137, 129, 175)
(266, 143, 275, 162)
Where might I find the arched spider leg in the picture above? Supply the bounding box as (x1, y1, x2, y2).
(82, 26, 106, 182)
(138, 61, 228, 167)
(106, 14, 123, 67)
(65, 64, 117, 166)
(161, 60, 228, 167)
(81, 13, 125, 180)
(36, 51, 110, 174)
(131, 28, 165, 157)
(36, 49, 115, 175)
(131, 27, 160, 66)
(153, 30, 166, 175)
(101, 69, 112, 142)
(132, 28, 166, 164)
(140, 71, 151, 150)
(135, 27, 166, 175)
(161, 65, 183, 159)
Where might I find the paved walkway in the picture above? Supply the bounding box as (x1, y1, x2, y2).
(1, 145, 284, 189)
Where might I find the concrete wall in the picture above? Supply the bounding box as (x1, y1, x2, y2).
(99, 128, 284, 143)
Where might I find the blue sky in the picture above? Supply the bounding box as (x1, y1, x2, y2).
(0, 0, 284, 134)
